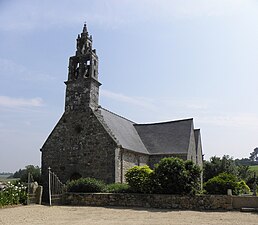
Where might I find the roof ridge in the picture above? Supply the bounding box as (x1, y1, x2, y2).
(98, 106, 136, 124)
(135, 118, 193, 126)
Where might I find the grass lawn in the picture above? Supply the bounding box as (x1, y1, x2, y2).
(0, 175, 18, 183)
(249, 165, 258, 175)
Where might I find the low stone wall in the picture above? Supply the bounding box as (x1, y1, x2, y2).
(62, 193, 233, 210)
(232, 196, 258, 209)
(28, 186, 43, 205)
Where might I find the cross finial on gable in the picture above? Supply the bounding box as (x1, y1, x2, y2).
(83, 22, 87, 33)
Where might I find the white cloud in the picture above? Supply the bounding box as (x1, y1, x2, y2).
(101, 89, 258, 129)
(198, 113, 258, 128)
(0, 96, 43, 108)
(0, 0, 255, 31)
(101, 89, 156, 110)
(0, 58, 55, 81)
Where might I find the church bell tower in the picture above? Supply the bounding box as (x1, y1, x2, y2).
(65, 23, 101, 112)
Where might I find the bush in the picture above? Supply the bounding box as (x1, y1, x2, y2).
(184, 160, 202, 193)
(125, 165, 153, 193)
(204, 173, 240, 195)
(105, 183, 131, 193)
(66, 178, 105, 193)
(238, 180, 250, 194)
(153, 158, 201, 195)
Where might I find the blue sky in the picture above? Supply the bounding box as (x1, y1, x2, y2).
(0, 0, 258, 172)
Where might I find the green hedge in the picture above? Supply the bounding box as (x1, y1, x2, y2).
(105, 183, 131, 193)
(66, 178, 105, 193)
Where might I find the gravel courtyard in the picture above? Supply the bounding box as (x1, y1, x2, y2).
(0, 205, 257, 225)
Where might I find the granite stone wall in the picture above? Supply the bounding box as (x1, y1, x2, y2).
(187, 128, 197, 163)
(62, 193, 233, 210)
(116, 149, 149, 183)
(41, 109, 117, 200)
(232, 196, 258, 209)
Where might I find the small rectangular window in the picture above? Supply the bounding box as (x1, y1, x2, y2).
(87, 60, 90, 66)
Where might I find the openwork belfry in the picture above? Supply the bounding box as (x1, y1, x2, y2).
(41, 24, 203, 198)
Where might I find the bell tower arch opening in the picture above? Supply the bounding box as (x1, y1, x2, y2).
(65, 23, 101, 112)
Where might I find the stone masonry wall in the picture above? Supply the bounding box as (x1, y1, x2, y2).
(116, 149, 149, 183)
(41, 109, 117, 200)
(187, 128, 197, 163)
(62, 193, 233, 210)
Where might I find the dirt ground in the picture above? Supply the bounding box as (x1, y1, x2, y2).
(0, 205, 257, 225)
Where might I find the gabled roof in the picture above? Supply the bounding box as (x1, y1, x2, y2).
(98, 107, 194, 156)
(135, 119, 193, 154)
(98, 107, 149, 154)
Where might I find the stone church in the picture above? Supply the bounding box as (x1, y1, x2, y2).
(41, 24, 203, 189)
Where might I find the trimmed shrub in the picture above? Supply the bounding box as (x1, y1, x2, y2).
(153, 158, 201, 195)
(125, 165, 153, 193)
(105, 183, 131, 193)
(204, 173, 240, 195)
(66, 177, 105, 193)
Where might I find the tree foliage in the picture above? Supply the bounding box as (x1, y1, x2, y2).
(237, 165, 252, 181)
(249, 147, 258, 161)
(203, 155, 238, 182)
(153, 158, 201, 195)
(204, 173, 241, 195)
(12, 165, 41, 184)
(125, 158, 202, 195)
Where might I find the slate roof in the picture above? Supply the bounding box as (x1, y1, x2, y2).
(98, 107, 149, 154)
(99, 107, 194, 156)
(135, 119, 193, 154)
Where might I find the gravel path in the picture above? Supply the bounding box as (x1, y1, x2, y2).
(0, 205, 257, 225)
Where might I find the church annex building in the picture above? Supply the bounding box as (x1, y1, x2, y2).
(41, 24, 203, 190)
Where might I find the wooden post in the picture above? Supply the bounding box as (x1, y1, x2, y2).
(48, 167, 52, 206)
(253, 172, 257, 196)
(27, 172, 30, 205)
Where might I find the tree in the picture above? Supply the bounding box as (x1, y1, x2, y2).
(237, 165, 252, 181)
(203, 155, 238, 182)
(153, 158, 201, 195)
(235, 158, 252, 166)
(249, 147, 258, 161)
(12, 165, 41, 184)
